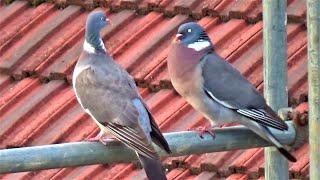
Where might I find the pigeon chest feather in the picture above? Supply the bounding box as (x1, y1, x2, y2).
(171, 62, 204, 98)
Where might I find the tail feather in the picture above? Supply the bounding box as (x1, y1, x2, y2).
(277, 147, 297, 162)
(137, 153, 167, 180)
(263, 126, 297, 162)
(244, 121, 297, 162)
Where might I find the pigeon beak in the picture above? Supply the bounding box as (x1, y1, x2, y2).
(106, 18, 112, 25)
(173, 33, 183, 43)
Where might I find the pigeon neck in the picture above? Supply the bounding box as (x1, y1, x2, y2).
(84, 29, 106, 54)
(186, 40, 214, 53)
(168, 43, 208, 79)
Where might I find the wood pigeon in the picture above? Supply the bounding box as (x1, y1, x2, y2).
(167, 22, 296, 162)
(73, 11, 171, 180)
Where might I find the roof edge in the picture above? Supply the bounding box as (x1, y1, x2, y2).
(2, 0, 306, 24)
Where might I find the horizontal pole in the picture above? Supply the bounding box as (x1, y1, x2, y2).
(0, 122, 296, 174)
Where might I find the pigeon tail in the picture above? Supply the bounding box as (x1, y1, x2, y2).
(137, 153, 167, 180)
(277, 147, 297, 162)
(263, 126, 297, 162)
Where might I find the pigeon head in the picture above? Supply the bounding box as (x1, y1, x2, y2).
(173, 22, 213, 52)
(86, 11, 109, 33)
(84, 11, 110, 53)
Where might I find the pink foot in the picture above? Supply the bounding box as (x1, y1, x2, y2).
(189, 126, 216, 139)
(84, 130, 116, 145)
(99, 137, 118, 145)
(85, 129, 105, 142)
(85, 136, 102, 142)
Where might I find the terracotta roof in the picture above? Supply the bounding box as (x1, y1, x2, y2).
(0, 1, 309, 179)
(43, 0, 307, 23)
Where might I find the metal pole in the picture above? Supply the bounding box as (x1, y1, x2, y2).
(263, 0, 289, 179)
(0, 124, 296, 174)
(307, 0, 320, 179)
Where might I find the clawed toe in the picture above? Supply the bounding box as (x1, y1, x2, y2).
(189, 126, 216, 140)
(84, 136, 101, 142)
(99, 137, 117, 146)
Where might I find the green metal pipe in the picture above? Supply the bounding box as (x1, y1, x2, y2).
(307, 0, 320, 179)
(263, 0, 288, 179)
(0, 123, 296, 174)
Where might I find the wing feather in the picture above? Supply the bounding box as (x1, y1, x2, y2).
(105, 123, 157, 159)
(237, 109, 288, 130)
(202, 54, 288, 131)
(74, 61, 159, 160)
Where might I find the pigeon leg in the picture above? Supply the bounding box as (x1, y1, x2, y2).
(99, 136, 117, 146)
(197, 126, 216, 139)
(188, 126, 217, 139)
(85, 130, 105, 142)
(85, 130, 117, 146)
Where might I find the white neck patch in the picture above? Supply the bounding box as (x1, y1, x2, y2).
(187, 40, 211, 51)
(83, 40, 96, 53)
(83, 39, 106, 53)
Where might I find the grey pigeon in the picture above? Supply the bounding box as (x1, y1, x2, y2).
(167, 22, 296, 162)
(73, 11, 171, 180)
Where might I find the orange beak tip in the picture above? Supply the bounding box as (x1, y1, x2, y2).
(106, 18, 112, 25)
(173, 33, 183, 43)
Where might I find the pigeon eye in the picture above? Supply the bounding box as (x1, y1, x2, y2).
(101, 16, 106, 21)
(187, 29, 192, 33)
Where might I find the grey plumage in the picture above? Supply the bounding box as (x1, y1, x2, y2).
(73, 11, 170, 180)
(167, 22, 296, 162)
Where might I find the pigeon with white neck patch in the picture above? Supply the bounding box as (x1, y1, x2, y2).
(167, 22, 296, 162)
(73, 11, 171, 180)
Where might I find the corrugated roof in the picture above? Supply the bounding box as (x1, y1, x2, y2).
(0, 1, 309, 179)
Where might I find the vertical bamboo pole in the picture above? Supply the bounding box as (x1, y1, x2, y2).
(307, 0, 320, 179)
(263, 0, 288, 179)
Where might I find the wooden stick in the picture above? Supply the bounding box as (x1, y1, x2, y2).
(0, 123, 296, 174)
(307, 0, 320, 178)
